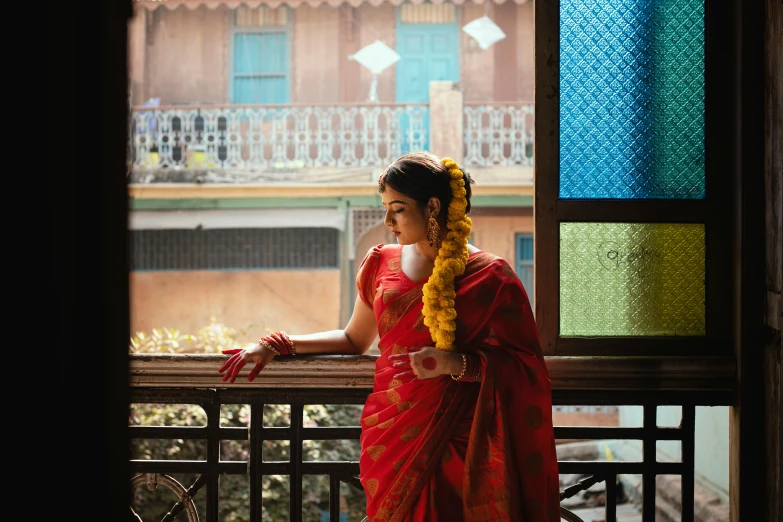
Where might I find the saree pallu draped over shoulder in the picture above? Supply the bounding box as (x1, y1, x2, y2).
(355, 244, 560, 522)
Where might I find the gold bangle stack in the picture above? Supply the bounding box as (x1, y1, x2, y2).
(258, 331, 296, 356)
(451, 353, 482, 382)
(259, 339, 280, 356)
(451, 353, 468, 381)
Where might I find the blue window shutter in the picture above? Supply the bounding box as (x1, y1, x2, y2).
(232, 32, 289, 104)
(515, 233, 534, 307)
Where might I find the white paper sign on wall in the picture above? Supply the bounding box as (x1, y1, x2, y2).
(462, 16, 506, 50)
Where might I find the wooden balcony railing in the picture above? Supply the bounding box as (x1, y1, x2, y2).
(129, 355, 735, 522)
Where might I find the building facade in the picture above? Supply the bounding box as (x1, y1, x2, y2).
(126, 0, 536, 342)
(128, 0, 534, 106)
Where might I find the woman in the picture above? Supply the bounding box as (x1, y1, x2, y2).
(219, 152, 560, 521)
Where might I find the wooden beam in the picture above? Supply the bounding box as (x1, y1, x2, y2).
(129, 354, 736, 398)
(533, 0, 559, 354)
(731, 0, 767, 520)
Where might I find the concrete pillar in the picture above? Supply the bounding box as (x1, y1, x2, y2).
(127, 7, 148, 104)
(429, 81, 464, 164)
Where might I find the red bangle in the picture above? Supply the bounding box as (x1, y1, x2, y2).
(259, 339, 279, 355)
(466, 355, 482, 381)
(259, 331, 296, 356)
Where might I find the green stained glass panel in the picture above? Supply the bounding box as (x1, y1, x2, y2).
(560, 223, 705, 336)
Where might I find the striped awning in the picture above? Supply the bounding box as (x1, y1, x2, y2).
(134, 0, 528, 10)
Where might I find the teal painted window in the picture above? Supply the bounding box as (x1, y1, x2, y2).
(231, 14, 290, 104)
(515, 233, 534, 307)
(559, 0, 705, 199)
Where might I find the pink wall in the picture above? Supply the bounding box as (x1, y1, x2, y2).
(292, 6, 341, 103)
(460, 3, 495, 102)
(128, 8, 148, 104)
(142, 6, 230, 104)
(470, 210, 534, 263)
(461, 3, 534, 102)
(129, 209, 532, 345)
(493, 1, 518, 101)
(130, 269, 341, 343)
(356, 4, 397, 103)
(128, 4, 534, 105)
(516, 2, 535, 102)
(353, 208, 534, 284)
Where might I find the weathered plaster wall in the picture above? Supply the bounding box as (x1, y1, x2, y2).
(145, 6, 230, 104)
(130, 269, 341, 343)
(292, 6, 340, 103)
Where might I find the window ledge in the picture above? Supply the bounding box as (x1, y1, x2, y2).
(130, 354, 736, 403)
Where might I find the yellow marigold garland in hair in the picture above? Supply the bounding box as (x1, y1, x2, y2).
(421, 157, 473, 351)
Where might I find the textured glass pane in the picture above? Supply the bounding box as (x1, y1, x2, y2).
(560, 223, 705, 336)
(560, 0, 705, 199)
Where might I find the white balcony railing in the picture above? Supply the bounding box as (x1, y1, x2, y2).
(463, 102, 535, 167)
(130, 103, 429, 171)
(129, 102, 536, 173)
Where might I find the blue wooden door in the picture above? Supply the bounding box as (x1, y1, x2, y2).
(231, 32, 290, 104)
(395, 10, 459, 152)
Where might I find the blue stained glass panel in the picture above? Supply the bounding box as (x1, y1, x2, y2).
(560, 0, 705, 199)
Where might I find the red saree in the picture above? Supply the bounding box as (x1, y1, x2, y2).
(356, 244, 560, 522)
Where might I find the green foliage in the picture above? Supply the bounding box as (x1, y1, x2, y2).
(130, 316, 260, 354)
(129, 320, 367, 521)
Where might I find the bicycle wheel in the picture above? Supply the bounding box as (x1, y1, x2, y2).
(560, 506, 587, 522)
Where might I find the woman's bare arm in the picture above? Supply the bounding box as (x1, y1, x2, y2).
(287, 295, 378, 356)
(219, 295, 378, 383)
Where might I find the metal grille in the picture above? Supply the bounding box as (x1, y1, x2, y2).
(352, 208, 386, 251)
(234, 6, 288, 26)
(130, 228, 338, 271)
(400, 4, 455, 23)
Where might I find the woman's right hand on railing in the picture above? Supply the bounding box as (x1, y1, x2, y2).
(218, 343, 276, 383)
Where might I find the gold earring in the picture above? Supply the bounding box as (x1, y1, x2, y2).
(426, 216, 441, 249)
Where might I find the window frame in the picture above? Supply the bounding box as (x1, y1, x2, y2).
(534, 0, 735, 358)
(229, 7, 292, 105)
(515, 232, 535, 309)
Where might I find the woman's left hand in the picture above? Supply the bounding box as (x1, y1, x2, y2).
(388, 346, 461, 381)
